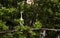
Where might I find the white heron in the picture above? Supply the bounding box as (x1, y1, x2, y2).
(19, 11, 24, 26)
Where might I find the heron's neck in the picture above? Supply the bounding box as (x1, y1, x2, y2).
(21, 12, 22, 18)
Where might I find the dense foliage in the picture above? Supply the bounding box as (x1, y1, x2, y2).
(0, 0, 60, 38)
